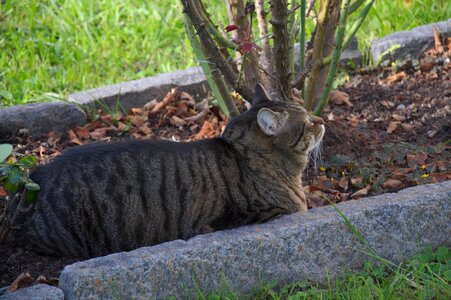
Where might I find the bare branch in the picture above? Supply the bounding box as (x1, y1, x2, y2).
(305, 0, 330, 110)
(182, 0, 254, 103)
(270, 0, 292, 100)
(225, 0, 262, 90)
(255, 0, 276, 93)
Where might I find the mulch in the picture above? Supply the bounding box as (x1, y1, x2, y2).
(0, 44, 449, 290)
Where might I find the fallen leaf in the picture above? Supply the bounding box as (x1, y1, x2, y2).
(435, 161, 448, 172)
(387, 71, 406, 83)
(381, 100, 394, 108)
(329, 90, 353, 107)
(0, 186, 7, 197)
(75, 127, 90, 139)
(151, 88, 179, 113)
(138, 124, 152, 135)
(67, 129, 83, 145)
(8, 272, 33, 292)
(391, 114, 406, 122)
(327, 112, 334, 121)
(128, 115, 146, 127)
(351, 185, 371, 198)
(383, 178, 403, 190)
(348, 115, 359, 127)
(195, 120, 218, 139)
(401, 123, 415, 131)
(387, 121, 400, 133)
(307, 193, 328, 208)
(130, 107, 143, 115)
(36, 275, 47, 284)
(116, 122, 129, 131)
(170, 115, 187, 126)
(338, 177, 349, 191)
(143, 99, 158, 111)
(351, 177, 363, 186)
(406, 152, 428, 166)
(89, 127, 114, 140)
(433, 27, 444, 54)
(431, 172, 451, 183)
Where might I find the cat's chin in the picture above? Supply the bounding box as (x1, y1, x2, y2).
(308, 124, 325, 151)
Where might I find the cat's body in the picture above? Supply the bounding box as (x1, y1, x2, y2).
(10, 85, 325, 258)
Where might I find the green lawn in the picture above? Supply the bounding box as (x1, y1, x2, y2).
(0, 0, 449, 106)
(193, 247, 450, 300)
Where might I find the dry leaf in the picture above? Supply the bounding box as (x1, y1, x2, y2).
(307, 193, 328, 208)
(351, 185, 371, 198)
(387, 71, 406, 83)
(151, 88, 178, 113)
(401, 123, 415, 131)
(128, 115, 146, 127)
(391, 114, 406, 122)
(387, 121, 400, 133)
(338, 177, 349, 191)
(143, 99, 158, 111)
(117, 122, 129, 131)
(195, 120, 218, 139)
(138, 124, 152, 135)
(170, 115, 187, 126)
(89, 127, 114, 140)
(8, 272, 33, 292)
(433, 27, 444, 54)
(329, 90, 353, 107)
(36, 275, 47, 284)
(75, 126, 90, 139)
(327, 112, 334, 121)
(383, 178, 403, 190)
(406, 152, 428, 166)
(431, 172, 451, 183)
(348, 115, 359, 127)
(67, 129, 83, 145)
(130, 107, 143, 115)
(0, 186, 7, 197)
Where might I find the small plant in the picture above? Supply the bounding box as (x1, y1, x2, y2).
(0, 144, 40, 203)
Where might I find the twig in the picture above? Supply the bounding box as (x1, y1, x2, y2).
(306, 0, 316, 17)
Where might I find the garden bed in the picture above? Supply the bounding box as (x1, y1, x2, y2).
(0, 45, 450, 290)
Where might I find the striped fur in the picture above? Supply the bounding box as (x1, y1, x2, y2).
(13, 86, 325, 258)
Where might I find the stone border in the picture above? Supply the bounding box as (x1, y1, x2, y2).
(57, 181, 451, 299)
(371, 19, 451, 63)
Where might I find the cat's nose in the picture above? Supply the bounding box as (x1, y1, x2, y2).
(310, 115, 324, 125)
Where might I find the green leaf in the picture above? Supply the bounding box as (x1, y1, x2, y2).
(0, 144, 13, 162)
(444, 269, 451, 282)
(25, 182, 40, 191)
(25, 189, 39, 203)
(19, 155, 38, 169)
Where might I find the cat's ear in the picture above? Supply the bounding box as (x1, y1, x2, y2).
(253, 84, 272, 105)
(257, 108, 289, 136)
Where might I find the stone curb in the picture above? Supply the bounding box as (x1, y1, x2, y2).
(68, 67, 210, 113)
(0, 102, 86, 141)
(371, 19, 451, 62)
(57, 181, 451, 299)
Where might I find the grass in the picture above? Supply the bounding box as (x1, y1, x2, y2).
(0, 0, 450, 106)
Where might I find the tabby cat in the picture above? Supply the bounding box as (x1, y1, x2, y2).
(9, 84, 324, 258)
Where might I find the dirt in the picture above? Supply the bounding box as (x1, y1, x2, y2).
(0, 47, 450, 289)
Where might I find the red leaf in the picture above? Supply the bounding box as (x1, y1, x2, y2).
(225, 24, 239, 32)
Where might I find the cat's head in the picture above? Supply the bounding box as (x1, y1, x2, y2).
(222, 84, 325, 173)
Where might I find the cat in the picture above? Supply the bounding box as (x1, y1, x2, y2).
(7, 84, 325, 258)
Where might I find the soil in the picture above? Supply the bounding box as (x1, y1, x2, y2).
(0, 47, 450, 289)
